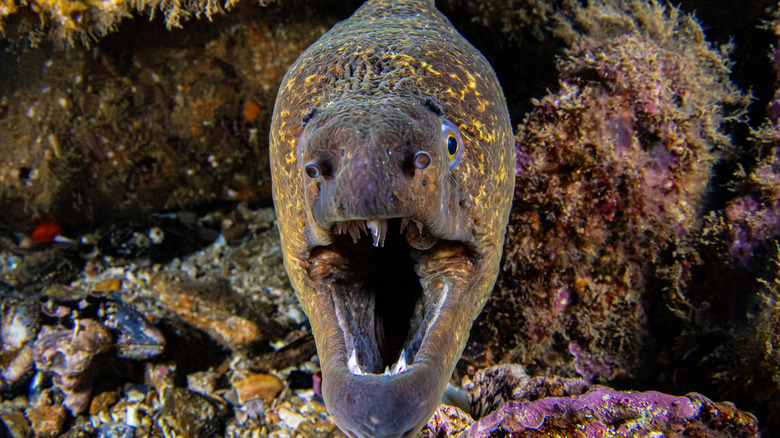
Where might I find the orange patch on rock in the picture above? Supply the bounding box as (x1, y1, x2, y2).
(243, 99, 261, 122)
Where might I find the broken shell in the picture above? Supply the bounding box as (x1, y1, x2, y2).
(1, 297, 40, 391)
(233, 373, 283, 405)
(32, 320, 112, 377)
(2, 345, 34, 385)
(2, 297, 39, 353)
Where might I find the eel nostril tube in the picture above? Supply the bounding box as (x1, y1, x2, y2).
(304, 161, 321, 178)
(413, 151, 431, 169)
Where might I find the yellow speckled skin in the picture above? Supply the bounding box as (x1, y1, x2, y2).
(270, 0, 513, 436)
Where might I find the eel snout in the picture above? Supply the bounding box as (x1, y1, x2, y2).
(322, 361, 441, 438)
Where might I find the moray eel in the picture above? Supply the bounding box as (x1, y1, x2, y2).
(269, 0, 514, 436)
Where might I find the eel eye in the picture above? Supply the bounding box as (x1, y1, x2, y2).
(442, 119, 464, 168)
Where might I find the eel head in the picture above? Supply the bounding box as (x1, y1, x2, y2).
(281, 94, 503, 438)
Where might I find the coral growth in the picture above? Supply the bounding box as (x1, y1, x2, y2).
(466, 0, 747, 381)
(722, 126, 780, 266)
(425, 365, 759, 437)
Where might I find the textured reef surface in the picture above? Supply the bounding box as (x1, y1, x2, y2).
(1, 0, 780, 436)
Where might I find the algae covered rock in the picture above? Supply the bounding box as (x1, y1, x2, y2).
(469, 0, 748, 381)
(0, 11, 331, 231)
(654, 7, 780, 432)
(0, 0, 252, 46)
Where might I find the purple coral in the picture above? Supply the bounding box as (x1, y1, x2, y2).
(471, 387, 697, 437)
(460, 365, 759, 438)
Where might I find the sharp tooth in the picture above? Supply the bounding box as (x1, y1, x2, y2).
(391, 349, 407, 374)
(358, 220, 367, 235)
(413, 219, 424, 234)
(400, 217, 410, 234)
(383, 366, 391, 375)
(347, 221, 361, 243)
(348, 349, 363, 375)
(336, 222, 344, 235)
(365, 219, 387, 247)
(379, 219, 387, 246)
(366, 220, 378, 246)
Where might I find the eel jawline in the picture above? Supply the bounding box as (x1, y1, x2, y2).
(308, 218, 476, 438)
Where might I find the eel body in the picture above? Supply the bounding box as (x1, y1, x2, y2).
(269, 0, 514, 436)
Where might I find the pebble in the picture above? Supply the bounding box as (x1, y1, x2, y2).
(277, 408, 306, 430)
(158, 387, 230, 438)
(0, 406, 32, 438)
(26, 404, 67, 438)
(89, 391, 118, 416)
(187, 371, 219, 396)
(92, 279, 122, 293)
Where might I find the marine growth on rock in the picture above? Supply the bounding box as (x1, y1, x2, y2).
(476, 0, 748, 381)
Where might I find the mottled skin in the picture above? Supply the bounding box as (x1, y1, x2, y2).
(270, 0, 513, 437)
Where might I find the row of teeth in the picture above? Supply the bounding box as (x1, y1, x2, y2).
(334, 218, 425, 247)
(348, 348, 408, 376)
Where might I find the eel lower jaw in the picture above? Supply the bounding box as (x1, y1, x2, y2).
(307, 218, 477, 438)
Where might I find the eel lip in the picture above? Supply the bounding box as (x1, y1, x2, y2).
(307, 217, 476, 438)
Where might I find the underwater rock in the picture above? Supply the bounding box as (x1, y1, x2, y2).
(474, 0, 747, 381)
(151, 273, 286, 351)
(0, 14, 331, 231)
(438, 0, 553, 44)
(32, 320, 112, 414)
(0, 0, 269, 45)
(0, 406, 32, 438)
(464, 364, 589, 419)
(4, 248, 84, 294)
(722, 70, 780, 267)
(26, 404, 67, 438)
(458, 365, 758, 437)
(648, 5, 780, 434)
(420, 405, 474, 438)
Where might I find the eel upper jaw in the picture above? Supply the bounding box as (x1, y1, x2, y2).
(306, 216, 478, 438)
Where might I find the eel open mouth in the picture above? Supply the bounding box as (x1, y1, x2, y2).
(308, 217, 474, 378)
